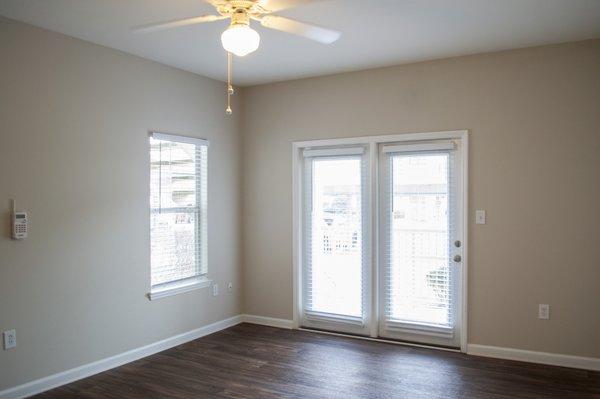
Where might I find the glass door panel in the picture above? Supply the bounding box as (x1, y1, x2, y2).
(390, 154, 450, 325)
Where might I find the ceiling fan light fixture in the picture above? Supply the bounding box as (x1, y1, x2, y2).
(134, 1, 342, 114)
(221, 24, 260, 56)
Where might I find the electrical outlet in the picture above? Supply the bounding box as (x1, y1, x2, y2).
(3, 329, 16, 350)
(539, 304, 550, 320)
(227, 282, 233, 292)
(212, 283, 219, 297)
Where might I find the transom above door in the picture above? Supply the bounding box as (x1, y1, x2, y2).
(292, 131, 468, 350)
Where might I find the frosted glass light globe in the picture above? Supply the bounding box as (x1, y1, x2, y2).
(221, 25, 260, 57)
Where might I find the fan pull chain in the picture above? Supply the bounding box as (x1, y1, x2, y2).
(226, 51, 234, 115)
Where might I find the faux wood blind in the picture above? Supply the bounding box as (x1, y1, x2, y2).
(381, 144, 456, 337)
(302, 147, 368, 326)
(149, 133, 208, 288)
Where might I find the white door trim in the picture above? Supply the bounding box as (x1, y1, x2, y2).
(292, 130, 469, 352)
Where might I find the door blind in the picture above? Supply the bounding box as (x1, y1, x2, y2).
(303, 149, 368, 327)
(381, 146, 457, 337)
(149, 133, 208, 288)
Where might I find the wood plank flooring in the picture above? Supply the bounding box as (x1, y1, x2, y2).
(35, 323, 600, 398)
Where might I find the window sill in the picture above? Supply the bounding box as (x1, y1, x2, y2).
(148, 277, 212, 301)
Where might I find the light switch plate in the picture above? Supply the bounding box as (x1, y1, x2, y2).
(539, 304, 550, 320)
(475, 210, 486, 224)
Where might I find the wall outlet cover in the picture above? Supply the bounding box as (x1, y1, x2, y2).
(3, 329, 16, 350)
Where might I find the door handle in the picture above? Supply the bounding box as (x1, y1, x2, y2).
(453, 255, 462, 263)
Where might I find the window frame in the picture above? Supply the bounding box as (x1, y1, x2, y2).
(148, 131, 210, 300)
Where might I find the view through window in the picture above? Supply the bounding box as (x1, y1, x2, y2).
(389, 153, 451, 326)
(150, 135, 207, 288)
(308, 157, 363, 318)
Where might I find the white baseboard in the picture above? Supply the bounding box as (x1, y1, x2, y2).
(0, 315, 243, 399)
(242, 314, 294, 329)
(467, 344, 600, 371)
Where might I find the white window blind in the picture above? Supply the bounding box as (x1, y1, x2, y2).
(381, 149, 456, 337)
(302, 150, 368, 330)
(382, 141, 455, 153)
(149, 133, 208, 290)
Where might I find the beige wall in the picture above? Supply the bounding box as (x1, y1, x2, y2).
(241, 40, 600, 358)
(0, 17, 242, 390)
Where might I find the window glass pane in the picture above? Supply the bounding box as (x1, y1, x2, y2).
(149, 135, 206, 289)
(390, 153, 450, 326)
(309, 157, 363, 317)
(151, 211, 198, 286)
(150, 138, 197, 209)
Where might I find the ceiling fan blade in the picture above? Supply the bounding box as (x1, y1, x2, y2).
(258, 15, 341, 44)
(258, 0, 330, 12)
(132, 15, 226, 34)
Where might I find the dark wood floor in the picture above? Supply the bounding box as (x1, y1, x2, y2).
(35, 323, 600, 398)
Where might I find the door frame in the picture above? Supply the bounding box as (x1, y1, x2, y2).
(292, 130, 469, 352)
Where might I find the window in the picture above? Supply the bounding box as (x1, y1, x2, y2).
(148, 132, 209, 300)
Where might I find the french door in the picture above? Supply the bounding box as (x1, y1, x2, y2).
(378, 141, 462, 347)
(297, 134, 465, 349)
(300, 146, 372, 335)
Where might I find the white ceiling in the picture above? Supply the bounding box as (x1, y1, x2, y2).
(1, 0, 600, 86)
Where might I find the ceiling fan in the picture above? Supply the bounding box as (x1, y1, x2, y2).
(133, 0, 341, 114)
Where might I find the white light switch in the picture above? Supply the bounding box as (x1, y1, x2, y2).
(475, 210, 486, 224)
(212, 283, 219, 297)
